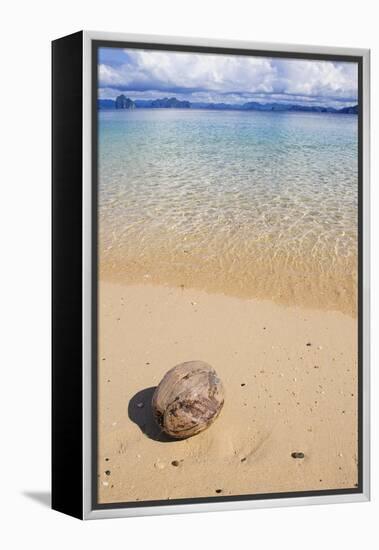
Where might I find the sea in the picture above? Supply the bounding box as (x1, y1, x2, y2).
(98, 108, 358, 314)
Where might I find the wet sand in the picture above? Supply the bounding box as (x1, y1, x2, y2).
(98, 281, 358, 504)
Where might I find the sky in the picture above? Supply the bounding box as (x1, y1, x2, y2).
(98, 47, 358, 108)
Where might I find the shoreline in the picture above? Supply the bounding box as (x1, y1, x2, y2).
(99, 265, 358, 318)
(98, 281, 358, 504)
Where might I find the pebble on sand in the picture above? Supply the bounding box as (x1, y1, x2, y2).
(291, 452, 305, 459)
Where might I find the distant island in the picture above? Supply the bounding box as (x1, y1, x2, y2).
(115, 95, 135, 109)
(99, 95, 358, 115)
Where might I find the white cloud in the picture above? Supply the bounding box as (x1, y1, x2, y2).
(131, 50, 276, 93)
(274, 59, 357, 99)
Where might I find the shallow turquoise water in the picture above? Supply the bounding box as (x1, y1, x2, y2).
(98, 109, 358, 312)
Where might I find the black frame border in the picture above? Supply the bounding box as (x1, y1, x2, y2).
(91, 39, 364, 511)
(52, 31, 84, 519)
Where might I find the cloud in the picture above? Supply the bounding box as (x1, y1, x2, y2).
(272, 58, 357, 99)
(98, 47, 358, 106)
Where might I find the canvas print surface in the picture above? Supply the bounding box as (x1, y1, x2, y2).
(96, 45, 359, 505)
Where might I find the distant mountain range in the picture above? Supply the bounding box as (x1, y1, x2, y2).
(135, 97, 191, 109)
(98, 95, 358, 114)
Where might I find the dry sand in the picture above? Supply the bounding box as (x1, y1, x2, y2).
(98, 281, 358, 504)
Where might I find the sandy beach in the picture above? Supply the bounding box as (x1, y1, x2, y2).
(98, 281, 358, 504)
